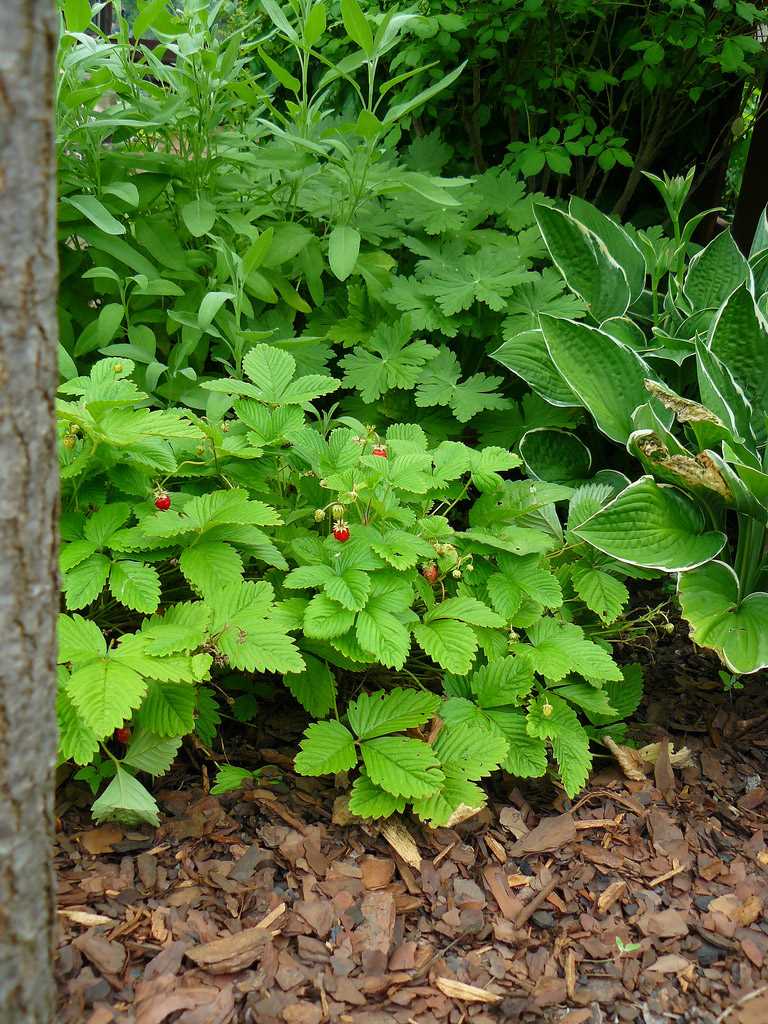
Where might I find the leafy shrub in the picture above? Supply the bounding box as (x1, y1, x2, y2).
(495, 169, 768, 676)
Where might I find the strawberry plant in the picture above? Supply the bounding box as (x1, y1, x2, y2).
(495, 172, 768, 677)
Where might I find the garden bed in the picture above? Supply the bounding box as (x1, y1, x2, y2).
(55, 636, 768, 1024)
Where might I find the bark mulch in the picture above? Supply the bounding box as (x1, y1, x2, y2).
(55, 656, 768, 1024)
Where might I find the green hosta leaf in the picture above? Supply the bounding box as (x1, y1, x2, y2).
(59, 613, 106, 663)
(426, 596, 505, 628)
(348, 773, 406, 819)
(574, 477, 726, 571)
(433, 721, 508, 779)
(709, 284, 768, 440)
(340, 318, 438, 403)
(683, 229, 748, 310)
(540, 316, 661, 444)
(413, 619, 478, 674)
(68, 659, 147, 738)
(470, 657, 535, 708)
(568, 197, 646, 303)
(571, 564, 629, 624)
(360, 736, 443, 798)
(179, 542, 244, 594)
(109, 561, 161, 613)
(491, 329, 581, 408)
(295, 720, 358, 775)
(678, 560, 768, 674)
(520, 428, 592, 485)
(123, 729, 181, 776)
(484, 709, 548, 778)
(57, 688, 99, 765)
(355, 604, 412, 670)
(138, 681, 196, 737)
(534, 203, 630, 320)
(304, 594, 356, 638)
(589, 664, 644, 725)
(521, 619, 622, 681)
(91, 766, 160, 827)
(347, 688, 440, 740)
(283, 655, 336, 717)
(411, 769, 486, 827)
(415, 346, 510, 423)
(64, 553, 111, 609)
(210, 765, 260, 795)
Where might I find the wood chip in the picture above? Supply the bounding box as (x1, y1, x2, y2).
(508, 813, 576, 856)
(380, 818, 421, 869)
(435, 978, 503, 1004)
(59, 909, 115, 927)
(597, 880, 626, 914)
(184, 922, 275, 973)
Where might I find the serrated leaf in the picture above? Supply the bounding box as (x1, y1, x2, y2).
(553, 681, 617, 718)
(64, 553, 111, 609)
(348, 773, 406, 819)
(58, 613, 106, 664)
(571, 564, 628, 624)
(347, 688, 440, 740)
(67, 659, 147, 738)
(91, 766, 160, 827)
(340, 318, 438, 402)
(470, 656, 535, 708)
(411, 768, 486, 827)
(109, 561, 161, 613)
(210, 765, 259, 795)
(179, 541, 244, 594)
(485, 709, 548, 778)
(433, 721, 508, 779)
(360, 736, 443, 798)
(304, 593, 356, 639)
(426, 596, 505, 628)
(57, 688, 100, 765)
(551, 728, 592, 797)
(295, 720, 358, 775)
(355, 602, 412, 670)
(123, 729, 181, 776)
(138, 681, 196, 736)
(413, 619, 478, 674)
(283, 655, 336, 717)
(590, 664, 644, 724)
(84, 503, 132, 546)
(371, 530, 434, 570)
(415, 346, 510, 422)
(195, 687, 220, 746)
(520, 619, 622, 681)
(324, 568, 371, 611)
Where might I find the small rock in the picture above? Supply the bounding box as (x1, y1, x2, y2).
(623, 903, 639, 917)
(532, 910, 555, 928)
(694, 895, 714, 912)
(696, 942, 723, 967)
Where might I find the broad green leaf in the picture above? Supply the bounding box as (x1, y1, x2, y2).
(210, 765, 260, 795)
(520, 428, 591, 484)
(553, 681, 617, 718)
(68, 659, 146, 738)
(526, 693, 591, 796)
(709, 284, 768, 440)
(371, 530, 434, 570)
(328, 225, 360, 282)
(324, 569, 371, 611)
(57, 689, 99, 765)
(361, 736, 443, 798)
(139, 681, 196, 737)
(683, 229, 748, 310)
(347, 688, 440, 740)
(355, 603, 412, 669)
(123, 729, 181, 776)
(385, 61, 466, 125)
(520, 618, 622, 681)
(304, 594, 356, 639)
(109, 561, 161, 613)
(349, 772, 406, 818)
(570, 564, 628, 624)
(491, 329, 581, 408)
(64, 195, 125, 235)
(411, 768, 486, 827)
(63, 0, 92, 31)
(534, 203, 630, 321)
(413, 619, 477, 675)
(181, 198, 216, 237)
(469, 657, 535, 709)
(59, 613, 106, 664)
(540, 315, 660, 444)
(569, 197, 646, 303)
(678, 560, 768, 674)
(574, 477, 726, 571)
(589, 664, 644, 724)
(259, 46, 301, 92)
(433, 721, 508, 778)
(484, 709, 548, 778)
(295, 720, 358, 775)
(64, 553, 111, 609)
(84, 503, 132, 546)
(283, 655, 336, 717)
(92, 766, 160, 827)
(340, 0, 373, 52)
(425, 596, 504, 628)
(180, 542, 243, 594)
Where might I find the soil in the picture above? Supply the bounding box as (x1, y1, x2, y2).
(55, 625, 768, 1024)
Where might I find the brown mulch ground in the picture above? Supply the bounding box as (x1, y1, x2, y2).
(55, 631, 768, 1024)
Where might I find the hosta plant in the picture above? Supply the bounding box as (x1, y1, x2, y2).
(494, 171, 768, 676)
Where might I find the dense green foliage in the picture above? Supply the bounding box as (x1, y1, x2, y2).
(53, 0, 765, 828)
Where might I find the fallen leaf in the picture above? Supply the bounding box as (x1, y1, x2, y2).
(435, 978, 502, 1004)
(638, 908, 688, 938)
(58, 909, 114, 927)
(76, 824, 123, 855)
(508, 813, 576, 856)
(445, 802, 483, 827)
(499, 806, 529, 839)
(647, 954, 690, 974)
(604, 736, 648, 780)
(638, 741, 694, 768)
(184, 924, 274, 973)
(709, 893, 763, 927)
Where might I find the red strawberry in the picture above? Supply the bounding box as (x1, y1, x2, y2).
(155, 492, 171, 511)
(371, 444, 388, 458)
(114, 727, 131, 744)
(422, 563, 439, 584)
(333, 521, 350, 542)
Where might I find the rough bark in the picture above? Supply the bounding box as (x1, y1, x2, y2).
(0, 3, 60, 1023)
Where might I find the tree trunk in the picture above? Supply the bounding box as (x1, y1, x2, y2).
(0, 3, 60, 1023)
(732, 77, 768, 255)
